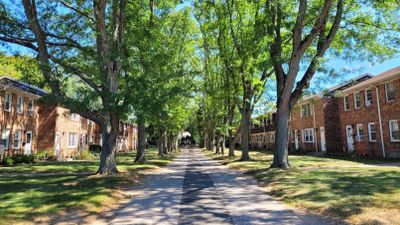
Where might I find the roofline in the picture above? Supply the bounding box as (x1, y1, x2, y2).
(327, 73, 373, 92)
(339, 66, 400, 95)
(0, 76, 48, 96)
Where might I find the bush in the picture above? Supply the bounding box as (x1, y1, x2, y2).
(11, 154, 35, 164)
(3, 157, 14, 166)
(75, 149, 95, 160)
(35, 151, 48, 160)
(89, 145, 101, 153)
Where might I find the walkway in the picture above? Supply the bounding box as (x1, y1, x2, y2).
(112, 148, 341, 225)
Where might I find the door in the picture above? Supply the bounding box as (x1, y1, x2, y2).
(294, 130, 299, 150)
(320, 127, 326, 152)
(346, 125, 354, 152)
(24, 131, 32, 155)
(54, 132, 61, 157)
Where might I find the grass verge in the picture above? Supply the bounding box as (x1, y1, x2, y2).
(0, 148, 179, 224)
(205, 149, 400, 225)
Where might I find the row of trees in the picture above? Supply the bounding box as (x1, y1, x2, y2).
(0, 0, 398, 174)
(194, 0, 399, 168)
(0, 0, 196, 174)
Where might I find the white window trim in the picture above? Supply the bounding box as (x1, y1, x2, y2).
(300, 103, 312, 118)
(303, 128, 315, 143)
(16, 96, 23, 114)
(2, 129, 10, 149)
(368, 122, 377, 142)
(364, 89, 372, 106)
(354, 92, 361, 109)
(389, 120, 400, 142)
(13, 130, 22, 149)
(67, 132, 78, 148)
(385, 82, 395, 102)
(4, 92, 12, 112)
(28, 99, 34, 115)
(356, 124, 363, 142)
(343, 95, 350, 111)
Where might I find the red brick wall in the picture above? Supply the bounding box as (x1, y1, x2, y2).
(339, 78, 400, 158)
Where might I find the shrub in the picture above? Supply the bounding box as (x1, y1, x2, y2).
(3, 157, 14, 166)
(11, 154, 35, 164)
(89, 145, 101, 153)
(35, 151, 48, 160)
(75, 149, 95, 160)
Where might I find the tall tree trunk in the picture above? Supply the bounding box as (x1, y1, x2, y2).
(97, 114, 119, 175)
(135, 115, 146, 163)
(240, 108, 251, 161)
(158, 128, 164, 156)
(221, 136, 225, 155)
(271, 104, 291, 168)
(228, 130, 235, 157)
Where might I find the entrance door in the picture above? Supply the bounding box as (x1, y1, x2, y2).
(54, 132, 61, 158)
(346, 125, 354, 152)
(294, 130, 299, 150)
(24, 131, 32, 155)
(320, 127, 326, 152)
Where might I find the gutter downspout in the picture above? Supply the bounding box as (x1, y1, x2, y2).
(313, 103, 318, 152)
(375, 86, 386, 158)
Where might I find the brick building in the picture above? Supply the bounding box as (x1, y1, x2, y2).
(245, 68, 400, 159)
(338, 67, 400, 158)
(0, 76, 46, 156)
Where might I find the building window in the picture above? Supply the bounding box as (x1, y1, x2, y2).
(301, 103, 312, 117)
(365, 89, 373, 106)
(1, 129, 10, 149)
(354, 92, 361, 109)
(356, 124, 364, 142)
(16, 96, 23, 114)
(343, 95, 350, 111)
(28, 99, 34, 115)
(385, 82, 395, 102)
(68, 133, 78, 148)
(4, 93, 12, 112)
(368, 123, 377, 142)
(302, 128, 314, 143)
(69, 113, 80, 121)
(13, 130, 22, 149)
(389, 120, 399, 142)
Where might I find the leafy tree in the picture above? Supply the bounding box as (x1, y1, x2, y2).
(261, 0, 400, 168)
(0, 0, 129, 174)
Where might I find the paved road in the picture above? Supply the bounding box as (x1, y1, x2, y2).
(112, 148, 340, 225)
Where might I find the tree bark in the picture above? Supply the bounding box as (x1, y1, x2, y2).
(135, 115, 146, 163)
(228, 130, 235, 157)
(240, 108, 251, 161)
(158, 128, 164, 156)
(271, 105, 291, 168)
(97, 113, 119, 174)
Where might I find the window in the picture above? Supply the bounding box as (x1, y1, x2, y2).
(365, 89, 373, 106)
(368, 123, 377, 142)
(13, 130, 22, 149)
(1, 129, 10, 149)
(389, 120, 399, 142)
(343, 95, 350, 111)
(385, 82, 395, 102)
(302, 128, 314, 143)
(67, 133, 78, 148)
(69, 113, 80, 121)
(4, 93, 12, 112)
(301, 103, 312, 117)
(356, 124, 364, 142)
(16, 96, 23, 114)
(28, 99, 34, 115)
(354, 92, 361, 109)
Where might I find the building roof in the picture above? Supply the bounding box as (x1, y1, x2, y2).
(327, 73, 373, 93)
(0, 76, 48, 97)
(339, 66, 400, 95)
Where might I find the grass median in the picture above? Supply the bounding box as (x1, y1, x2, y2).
(0, 148, 179, 224)
(205, 149, 400, 225)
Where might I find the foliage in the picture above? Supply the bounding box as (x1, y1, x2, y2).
(3, 157, 13, 166)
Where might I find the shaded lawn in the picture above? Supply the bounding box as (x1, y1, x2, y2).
(0, 148, 178, 224)
(206, 149, 400, 225)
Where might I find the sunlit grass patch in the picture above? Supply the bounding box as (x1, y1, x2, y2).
(205, 149, 400, 225)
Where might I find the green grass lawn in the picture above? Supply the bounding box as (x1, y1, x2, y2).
(0, 148, 178, 224)
(206, 149, 400, 225)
